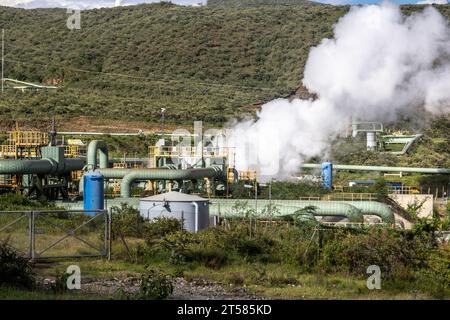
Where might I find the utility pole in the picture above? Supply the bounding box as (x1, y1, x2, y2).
(1, 28, 4, 94)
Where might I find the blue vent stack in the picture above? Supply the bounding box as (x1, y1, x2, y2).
(83, 171, 104, 214)
(321, 162, 333, 190)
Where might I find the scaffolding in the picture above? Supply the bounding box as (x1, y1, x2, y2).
(238, 170, 257, 182)
(0, 128, 49, 190)
(64, 145, 86, 158)
(0, 129, 48, 159)
(150, 145, 233, 161)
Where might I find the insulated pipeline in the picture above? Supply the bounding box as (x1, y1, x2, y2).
(120, 166, 223, 198)
(0, 158, 84, 175)
(301, 163, 450, 174)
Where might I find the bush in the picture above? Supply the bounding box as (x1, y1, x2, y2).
(320, 228, 428, 280)
(145, 217, 183, 242)
(111, 203, 149, 239)
(0, 240, 35, 289)
(161, 230, 197, 265)
(0, 193, 51, 210)
(135, 267, 174, 300)
(215, 222, 276, 258)
(183, 246, 228, 269)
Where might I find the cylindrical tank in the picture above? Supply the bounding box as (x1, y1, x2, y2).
(321, 162, 333, 189)
(83, 171, 104, 214)
(139, 192, 209, 232)
(366, 132, 376, 151)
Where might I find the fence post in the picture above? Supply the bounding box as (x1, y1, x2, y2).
(107, 209, 112, 261)
(28, 211, 32, 259)
(30, 211, 35, 261)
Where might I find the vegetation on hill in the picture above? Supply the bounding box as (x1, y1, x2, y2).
(0, 3, 449, 168)
(331, 115, 450, 170)
(0, 4, 448, 126)
(0, 3, 351, 124)
(207, 0, 317, 6)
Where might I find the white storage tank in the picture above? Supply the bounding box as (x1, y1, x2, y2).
(139, 191, 210, 232)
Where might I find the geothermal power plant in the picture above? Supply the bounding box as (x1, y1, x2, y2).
(0, 121, 448, 232)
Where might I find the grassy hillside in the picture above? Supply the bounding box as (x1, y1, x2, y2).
(207, 0, 317, 6)
(0, 4, 449, 127)
(0, 3, 344, 125)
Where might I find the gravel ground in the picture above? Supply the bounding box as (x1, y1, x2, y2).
(40, 275, 262, 300)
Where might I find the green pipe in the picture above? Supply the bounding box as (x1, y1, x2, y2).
(96, 168, 133, 179)
(209, 199, 364, 223)
(87, 140, 109, 169)
(0, 158, 84, 175)
(57, 197, 393, 224)
(301, 163, 450, 174)
(96, 164, 177, 180)
(343, 201, 395, 224)
(120, 166, 223, 197)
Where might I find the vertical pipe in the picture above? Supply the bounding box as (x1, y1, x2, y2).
(367, 132, 376, 151)
(192, 202, 199, 232)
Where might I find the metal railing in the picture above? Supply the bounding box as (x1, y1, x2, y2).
(8, 131, 48, 147)
(324, 193, 377, 201)
(0, 209, 111, 260)
(64, 145, 86, 158)
(388, 186, 420, 194)
(149, 145, 234, 159)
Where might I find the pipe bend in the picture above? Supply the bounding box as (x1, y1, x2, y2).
(120, 166, 223, 197)
(287, 201, 363, 223)
(344, 201, 395, 224)
(87, 140, 109, 169)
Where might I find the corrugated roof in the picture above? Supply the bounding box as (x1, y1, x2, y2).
(140, 191, 208, 202)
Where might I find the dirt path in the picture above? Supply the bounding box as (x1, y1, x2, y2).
(78, 276, 262, 300)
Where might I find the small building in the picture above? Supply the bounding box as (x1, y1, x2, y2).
(139, 191, 210, 232)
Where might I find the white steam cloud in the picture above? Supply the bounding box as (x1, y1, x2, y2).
(417, 0, 447, 4)
(225, 2, 450, 180)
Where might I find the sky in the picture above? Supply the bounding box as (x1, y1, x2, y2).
(0, 0, 447, 9)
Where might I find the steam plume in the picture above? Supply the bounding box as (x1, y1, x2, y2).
(226, 2, 450, 180)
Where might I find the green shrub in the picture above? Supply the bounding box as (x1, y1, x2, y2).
(0, 240, 35, 289)
(161, 230, 197, 265)
(267, 274, 299, 287)
(216, 222, 276, 258)
(111, 203, 149, 239)
(145, 217, 183, 242)
(320, 228, 428, 280)
(183, 246, 228, 269)
(0, 193, 52, 211)
(136, 267, 174, 300)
